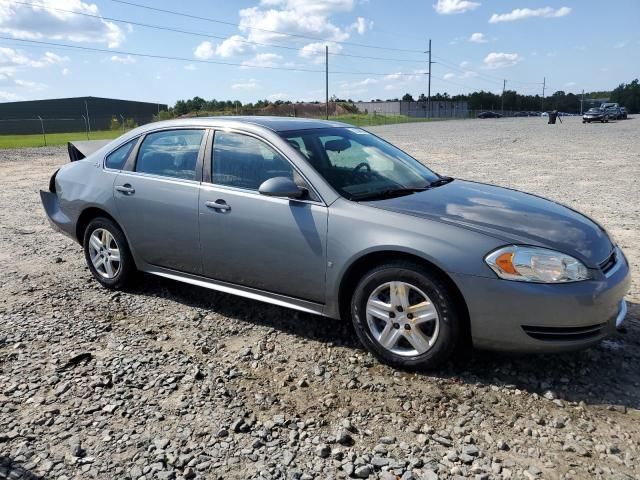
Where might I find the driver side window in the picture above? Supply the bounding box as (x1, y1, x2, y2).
(212, 131, 294, 190)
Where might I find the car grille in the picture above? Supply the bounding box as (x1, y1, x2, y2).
(521, 323, 606, 341)
(599, 250, 617, 275)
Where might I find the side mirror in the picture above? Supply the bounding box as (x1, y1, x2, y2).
(258, 177, 304, 199)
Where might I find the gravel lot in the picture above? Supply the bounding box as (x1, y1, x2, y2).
(1, 116, 639, 480)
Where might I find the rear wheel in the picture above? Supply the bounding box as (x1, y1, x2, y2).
(83, 217, 135, 289)
(350, 262, 461, 370)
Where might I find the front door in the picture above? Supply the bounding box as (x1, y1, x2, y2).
(199, 130, 328, 303)
(114, 128, 206, 274)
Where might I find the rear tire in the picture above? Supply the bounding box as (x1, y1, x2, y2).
(350, 262, 461, 370)
(83, 217, 135, 289)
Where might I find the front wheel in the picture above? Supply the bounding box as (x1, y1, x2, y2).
(350, 262, 461, 370)
(83, 217, 135, 289)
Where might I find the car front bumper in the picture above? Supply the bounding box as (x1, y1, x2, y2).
(583, 116, 603, 121)
(452, 247, 631, 353)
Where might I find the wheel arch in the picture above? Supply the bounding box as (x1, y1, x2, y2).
(337, 250, 471, 345)
(75, 207, 121, 244)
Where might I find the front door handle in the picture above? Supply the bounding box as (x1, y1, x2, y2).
(205, 200, 231, 212)
(115, 184, 135, 195)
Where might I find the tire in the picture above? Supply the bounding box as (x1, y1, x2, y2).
(83, 217, 135, 289)
(350, 261, 461, 370)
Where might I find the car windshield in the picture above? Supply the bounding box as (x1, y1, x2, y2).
(279, 127, 440, 200)
(587, 108, 601, 113)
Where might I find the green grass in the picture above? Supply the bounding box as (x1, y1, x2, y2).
(316, 114, 452, 127)
(0, 130, 123, 149)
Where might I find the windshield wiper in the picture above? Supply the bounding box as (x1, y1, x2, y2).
(430, 176, 454, 187)
(354, 187, 428, 201)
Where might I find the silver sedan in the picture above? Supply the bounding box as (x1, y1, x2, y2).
(41, 117, 630, 369)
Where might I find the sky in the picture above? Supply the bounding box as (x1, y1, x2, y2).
(0, 0, 638, 105)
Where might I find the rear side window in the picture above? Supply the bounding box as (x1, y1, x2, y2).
(105, 138, 137, 170)
(135, 129, 205, 180)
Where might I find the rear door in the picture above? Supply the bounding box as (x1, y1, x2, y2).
(198, 129, 328, 303)
(114, 128, 207, 274)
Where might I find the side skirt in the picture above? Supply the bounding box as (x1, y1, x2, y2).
(146, 267, 327, 317)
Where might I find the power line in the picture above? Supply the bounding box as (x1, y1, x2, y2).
(4, 0, 427, 64)
(0, 36, 425, 77)
(109, 0, 426, 53)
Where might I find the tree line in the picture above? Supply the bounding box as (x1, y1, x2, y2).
(158, 78, 639, 118)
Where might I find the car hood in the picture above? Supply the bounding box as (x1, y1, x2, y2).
(363, 180, 612, 267)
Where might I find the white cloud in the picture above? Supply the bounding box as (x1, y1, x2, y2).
(0, 71, 46, 91)
(433, 0, 481, 15)
(232, 79, 259, 90)
(0, 0, 125, 47)
(61, 67, 70, 75)
(483, 52, 521, 69)
(242, 53, 283, 68)
(349, 17, 372, 34)
(443, 70, 477, 81)
(110, 54, 136, 64)
(459, 61, 470, 68)
(0, 47, 68, 74)
(0, 90, 20, 101)
(259, 0, 355, 16)
(238, 2, 352, 45)
(194, 41, 215, 60)
(489, 6, 571, 23)
(469, 32, 487, 43)
(299, 41, 343, 63)
(215, 35, 251, 57)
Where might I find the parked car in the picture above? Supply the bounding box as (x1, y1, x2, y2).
(40, 117, 630, 369)
(477, 111, 502, 119)
(513, 111, 529, 117)
(619, 107, 628, 119)
(601, 102, 622, 120)
(583, 108, 608, 123)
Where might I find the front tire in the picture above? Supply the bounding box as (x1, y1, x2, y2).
(350, 262, 461, 370)
(83, 217, 135, 289)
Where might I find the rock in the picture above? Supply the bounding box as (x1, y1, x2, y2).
(354, 465, 372, 478)
(154, 438, 170, 450)
(380, 436, 396, 444)
(371, 456, 390, 468)
(336, 429, 353, 446)
(462, 445, 480, 457)
(316, 444, 331, 458)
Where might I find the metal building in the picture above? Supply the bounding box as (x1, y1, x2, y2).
(0, 96, 167, 135)
(353, 100, 469, 118)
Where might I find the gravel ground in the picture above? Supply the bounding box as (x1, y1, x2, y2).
(1, 116, 639, 480)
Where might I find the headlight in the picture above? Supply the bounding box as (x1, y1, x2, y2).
(485, 246, 591, 283)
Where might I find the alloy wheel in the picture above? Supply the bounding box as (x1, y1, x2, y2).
(88, 228, 121, 279)
(365, 281, 440, 357)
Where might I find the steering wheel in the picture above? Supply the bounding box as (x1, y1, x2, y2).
(350, 162, 371, 182)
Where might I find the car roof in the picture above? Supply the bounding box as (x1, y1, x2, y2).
(138, 116, 352, 133)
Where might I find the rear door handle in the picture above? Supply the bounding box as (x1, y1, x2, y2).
(115, 184, 135, 195)
(205, 200, 230, 212)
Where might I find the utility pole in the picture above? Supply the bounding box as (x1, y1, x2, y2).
(541, 77, 546, 112)
(426, 39, 432, 118)
(501, 79, 506, 115)
(325, 45, 329, 120)
(580, 89, 585, 115)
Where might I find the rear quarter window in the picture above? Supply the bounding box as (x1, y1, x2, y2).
(105, 138, 137, 170)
